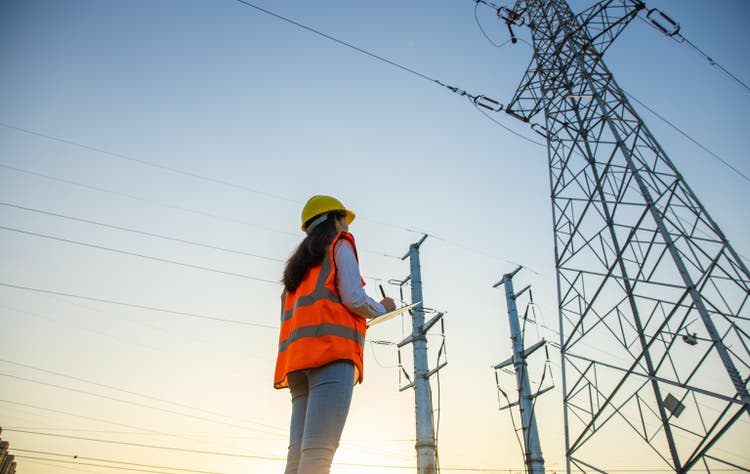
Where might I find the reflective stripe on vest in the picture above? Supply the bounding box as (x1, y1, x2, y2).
(278, 323, 365, 353)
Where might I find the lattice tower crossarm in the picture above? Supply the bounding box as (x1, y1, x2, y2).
(504, 0, 750, 472)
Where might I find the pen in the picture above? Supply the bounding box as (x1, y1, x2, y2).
(379, 284, 386, 299)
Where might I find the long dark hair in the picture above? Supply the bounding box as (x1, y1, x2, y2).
(282, 211, 346, 292)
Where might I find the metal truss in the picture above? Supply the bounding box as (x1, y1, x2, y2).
(505, 1, 750, 472)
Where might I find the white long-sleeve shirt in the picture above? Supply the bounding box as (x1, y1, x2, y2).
(333, 239, 385, 319)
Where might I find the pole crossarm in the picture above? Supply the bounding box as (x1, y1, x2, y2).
(495, 339, 548, 369)
(505, 0, 750, 472)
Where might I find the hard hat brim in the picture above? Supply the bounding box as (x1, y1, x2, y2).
(344, 210, 356, 225)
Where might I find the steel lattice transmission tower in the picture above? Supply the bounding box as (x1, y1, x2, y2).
(502, 0, 750, 472)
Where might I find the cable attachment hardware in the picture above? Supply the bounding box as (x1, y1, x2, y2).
(497, 7, 524, 44)
(531, 123, 549, 138)
(435, 79, 503, 113)
(435, 79, 469, 98)
(474, 95, 503, 112)
(497, 6, 524, 26)
(646, 8, 681, 37)
(531, 123, 559, 142)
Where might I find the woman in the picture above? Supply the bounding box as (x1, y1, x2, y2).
(275, 195, 396, 474)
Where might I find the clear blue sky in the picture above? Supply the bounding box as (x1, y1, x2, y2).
(1, 1, 748, 473)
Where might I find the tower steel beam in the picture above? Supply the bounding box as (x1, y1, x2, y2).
(504, 0, 750, 472)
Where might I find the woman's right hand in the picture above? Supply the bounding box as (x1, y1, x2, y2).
(380, 297, 396, 313)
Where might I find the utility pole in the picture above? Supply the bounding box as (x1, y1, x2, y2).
(494, 267, 546, 474)
(488, 0, 750, 472)
(395, 234, 445, 474)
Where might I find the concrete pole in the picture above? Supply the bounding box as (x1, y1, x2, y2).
(502, 271, 545, 474)
(408, 237, 438, 474)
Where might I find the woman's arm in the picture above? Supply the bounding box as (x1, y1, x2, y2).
(334, 240, 386, 319)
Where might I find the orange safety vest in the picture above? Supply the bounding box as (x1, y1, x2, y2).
(274, 232, 367, 389)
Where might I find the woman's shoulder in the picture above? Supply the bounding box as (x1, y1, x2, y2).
(333, 236, 355, 253)
(333, 231, 356, 246)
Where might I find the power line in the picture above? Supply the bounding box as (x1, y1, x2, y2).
(0, 358, 284, 435)
(0, 402, 287, 461)
(0, 301, 227, 363)
(7, 428, 740, 472)
(0, 224, 280, 284)
(0, 372, 286, 439)
(0, 121, 299, 205)
(623, 90, 750, 184)
(0, 130, 426, 242)
(0, 165, 412, 264)
(0, 163, 298, 237)
(638, 10, 750, 95)
(473, 1, 513, 49)
(0, 162, 532, 273)
(20, 457, 105, 474)
(232, 0, 437, 84)
(13, 449, 220, 474)
(4, 402, 418, 469)
(0, 428, 466, 471)
(15, 455, 203, 474)
(0, 201, 285, 262)
(0, 282, 279, 328)
(0, 400, 413, 469)
(472, 99, 546, 147)
(230, 0, 547, 145)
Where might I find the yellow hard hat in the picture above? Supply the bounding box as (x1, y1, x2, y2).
(300, 195, 356, 232)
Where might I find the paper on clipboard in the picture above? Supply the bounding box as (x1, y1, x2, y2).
(367, 302, 421, 327)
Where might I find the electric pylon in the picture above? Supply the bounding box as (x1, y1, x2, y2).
(497, 1, 750, 472)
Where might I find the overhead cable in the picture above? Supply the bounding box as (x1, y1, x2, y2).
(7, 427, 515, 471)
(13, 449, 220, 474)
(0, 164, 413, 261)
(16, 455, 199, 474)
(0, 201, 285, 262)
(0, 225, 280, 284)
(233, 0, 436, 83)
(0, 121, 299, 204)
(473, 1, 513, 49)
(10, 426, 737, 473)
(0, 358, 285, 435)
(0, 372, 286, 438)
(0, 163, 297, 237)
(0, 282, 279, 328)
(6, 428, 285, 461)
(0, 161, 528, 268)
(0, 401, 287, 460)
(0, 129, 429, 240)
(231, 0, 538, 139)
(640, 9, 750, 95)
(623, 91, 750, 184)
(471, 100, 546, 147)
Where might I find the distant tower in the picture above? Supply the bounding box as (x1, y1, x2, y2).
(395, 235, 446, 474)
(502, 0, 750, 472)
(493, 267, 548, 474)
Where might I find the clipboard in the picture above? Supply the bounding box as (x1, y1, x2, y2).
(367, 302, 421, 327)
